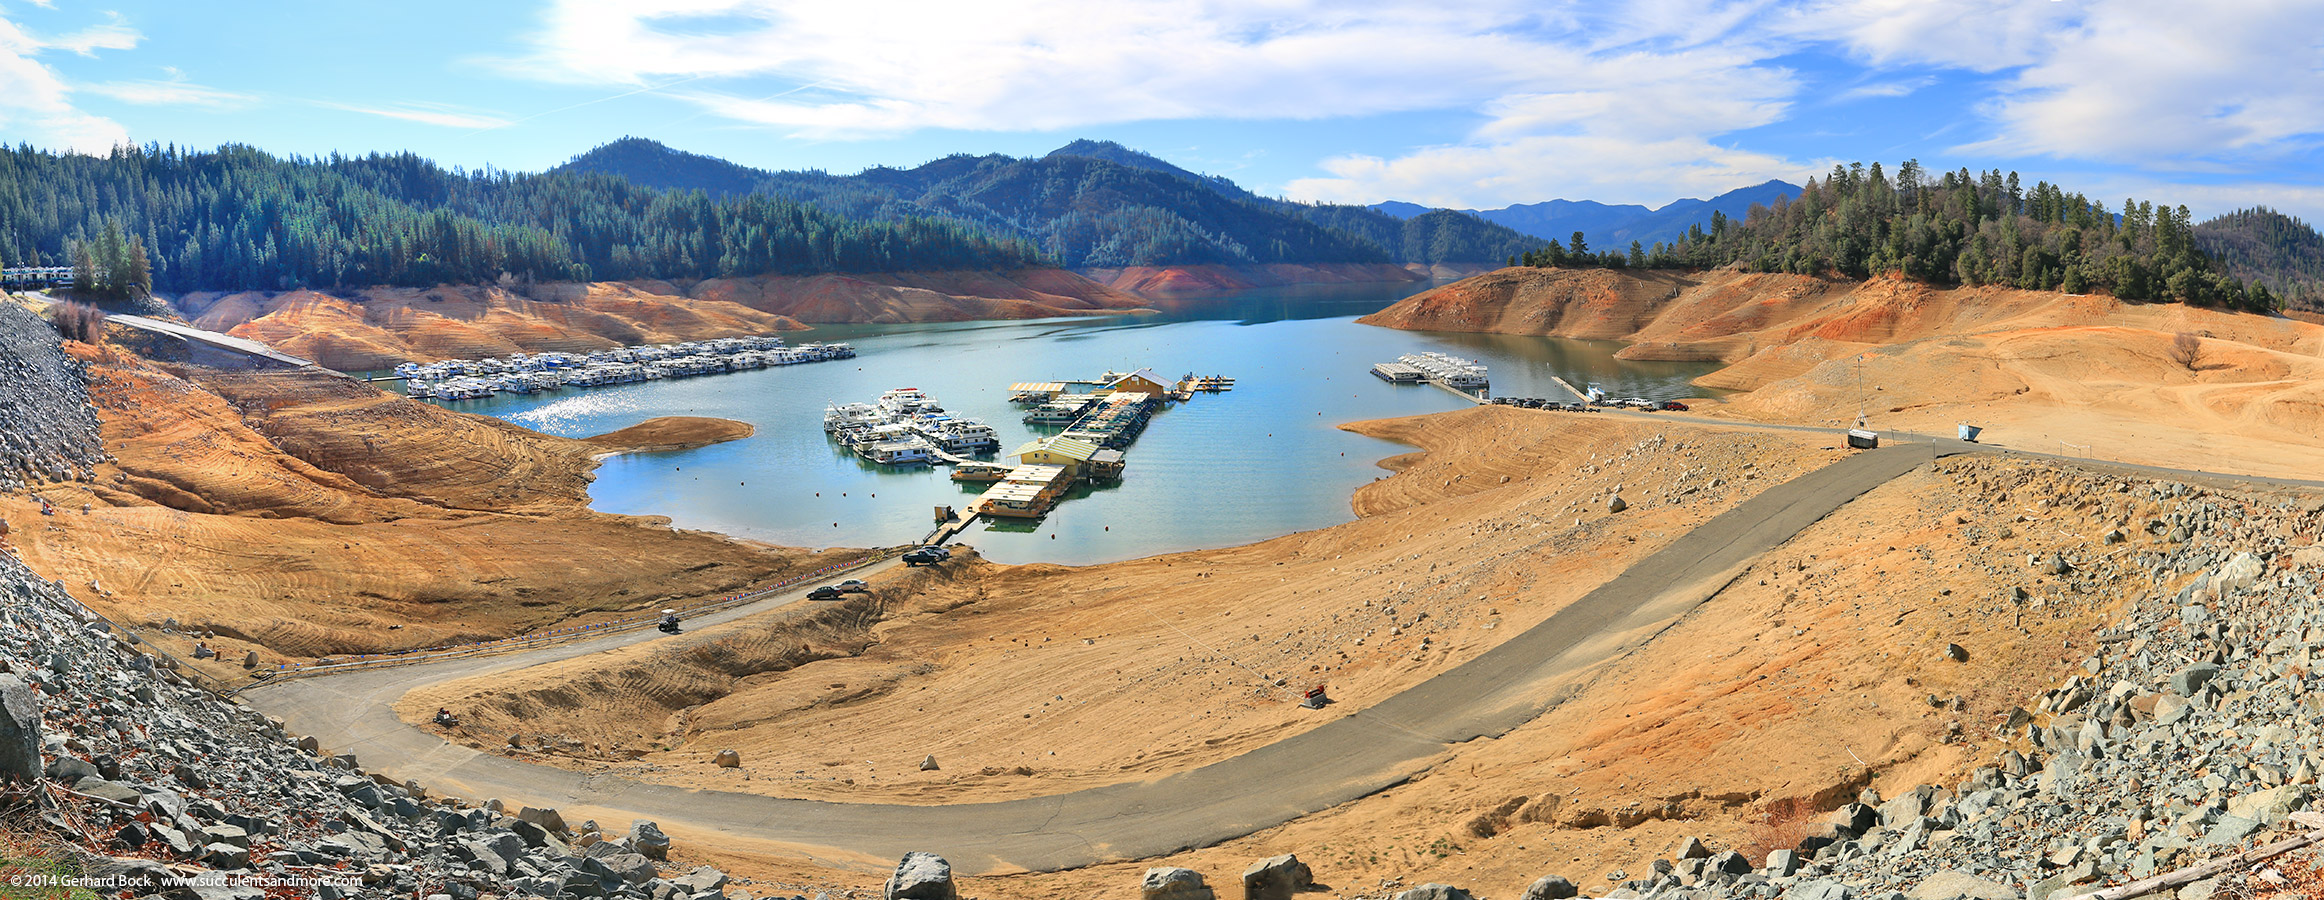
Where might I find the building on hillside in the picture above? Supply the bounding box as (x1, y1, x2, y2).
(1010, 435, 1102, 478)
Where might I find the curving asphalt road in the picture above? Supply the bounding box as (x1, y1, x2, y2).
(243, 439, 1964, 874)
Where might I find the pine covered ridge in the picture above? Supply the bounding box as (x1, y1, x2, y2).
(563, 138, 1548, 269)
(1514, 161, 2280, 313)
(0, 143, 1046, 294)
(2194, 207, 2324, 312)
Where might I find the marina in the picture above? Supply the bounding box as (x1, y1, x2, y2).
(1378, 351, 1490, 391)
(461, 281, 1723, 565)
(400, 336, 855, 401)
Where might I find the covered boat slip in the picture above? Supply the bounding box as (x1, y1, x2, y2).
(971, 464, 1073, 517)
(1008, 381, 1070, 404)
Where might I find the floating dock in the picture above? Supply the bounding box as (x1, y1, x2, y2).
(1372, 352, 1488, 394)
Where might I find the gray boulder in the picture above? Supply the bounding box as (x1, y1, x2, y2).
(1142, 867, 1214, 900)
(1789, 881, 1853, 900)
(2214, 552, 2265, 592)
(0, 674, 39, 784)
(1242, 854, 1313, 900)
(886, 851, 959, 900)
(627, 819, 670, 861)
(2171, 663, 2221, 697)
(516, 805, 568, 834)
(1521, 875, 1578, 900)
(675, 866, 730, 894)
(1606, 494, 1628, 513)
(1906, 869, 2018, 900)
(1393, 886, 1474, 900)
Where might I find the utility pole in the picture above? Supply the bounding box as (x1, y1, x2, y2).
(1854, 354, 1867, 430)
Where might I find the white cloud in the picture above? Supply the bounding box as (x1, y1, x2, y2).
(1834, 76, 1933, 103)
(1289, 136, 1822, 209)
(83, 77, 254, 108)
(0, 13, 128, 152)
(1957, 0, 2324, 165)
(1777, 0, 2074, 71)
(320, 101, 513, 130)
(514, 0, 1599, 136)
(502, 0, 2324, 209)
(46, 12, 137, 56)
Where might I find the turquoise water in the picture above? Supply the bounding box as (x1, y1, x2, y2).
(432, 282, 1723, 565)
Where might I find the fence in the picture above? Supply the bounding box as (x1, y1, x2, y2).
(244, 547, 904, 687)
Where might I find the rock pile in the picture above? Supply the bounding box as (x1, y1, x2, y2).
(1571, 480, 2324, 900)
(0, 553, 751, 899)
(0, 302, 104, 491)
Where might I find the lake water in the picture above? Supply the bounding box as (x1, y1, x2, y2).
(433, 282, 1725, 565)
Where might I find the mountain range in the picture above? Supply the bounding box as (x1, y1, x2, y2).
(557, 138, 1549, 269)
(1375, 180, 1802, 250)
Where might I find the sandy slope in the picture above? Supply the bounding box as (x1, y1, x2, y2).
(0, 346, 832, 667)
(1363, 267, 2324, 480)
(1077, 263, 1428, 294)
(172, 269, 1152, 371)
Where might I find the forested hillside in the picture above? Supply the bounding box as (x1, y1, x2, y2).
(1518, 161, 2277, 311)
(2195, 207, 2324, 311)
(0, 144, 1044, 294)
(557, 138, 1545, 268)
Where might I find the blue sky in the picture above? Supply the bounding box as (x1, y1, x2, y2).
(5, 0, 2323, 220)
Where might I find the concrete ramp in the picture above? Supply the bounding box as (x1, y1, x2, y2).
(107, 314, 317, 370)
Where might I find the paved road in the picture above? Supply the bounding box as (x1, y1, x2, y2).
(244, 437, 1970, 874)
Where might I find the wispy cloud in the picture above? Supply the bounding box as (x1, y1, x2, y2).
(46, 11, 137, 56)
(83, 73, 254, 108)
(1835, 76, 1935, 103)
(320, 100, 513, 130)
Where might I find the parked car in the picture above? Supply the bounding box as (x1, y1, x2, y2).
(1661, 400, 1690, 412)
(807, 585, 844, 601)
(902, 546, 952, 566)
(836, 579, 870, 594)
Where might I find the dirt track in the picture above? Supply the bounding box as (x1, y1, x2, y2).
(242, 438, 1955, 874)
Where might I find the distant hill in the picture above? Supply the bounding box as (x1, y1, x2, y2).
(2195, 207, 2324, 312)
(556, 137, 767, 198)
(556, 138, 1545, 268)
(1375, 180, 1801, 249)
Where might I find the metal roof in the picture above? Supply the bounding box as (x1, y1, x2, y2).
(1009, 381, 1068, 393)
(1010, 436, 1101, 461)
(1104, 367, 1162, 387)
(1003, 464, 1068, 485)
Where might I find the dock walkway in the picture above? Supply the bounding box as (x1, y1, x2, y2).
(1547, 376, 1588, 404)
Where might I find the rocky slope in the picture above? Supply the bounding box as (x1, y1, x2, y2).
(0, 550, 758, 900)
(0, 302, 103, 491)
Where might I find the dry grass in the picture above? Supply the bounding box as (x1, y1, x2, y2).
(1739, 796, 1825, 865)
(0, 811, 101, 900)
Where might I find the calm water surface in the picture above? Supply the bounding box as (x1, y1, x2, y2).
(435, 282, 1723, 565)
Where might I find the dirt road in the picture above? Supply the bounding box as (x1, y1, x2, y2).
(242, 437, 1965, 874)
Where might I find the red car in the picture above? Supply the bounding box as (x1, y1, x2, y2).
(1660, 400, 1690, 412)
